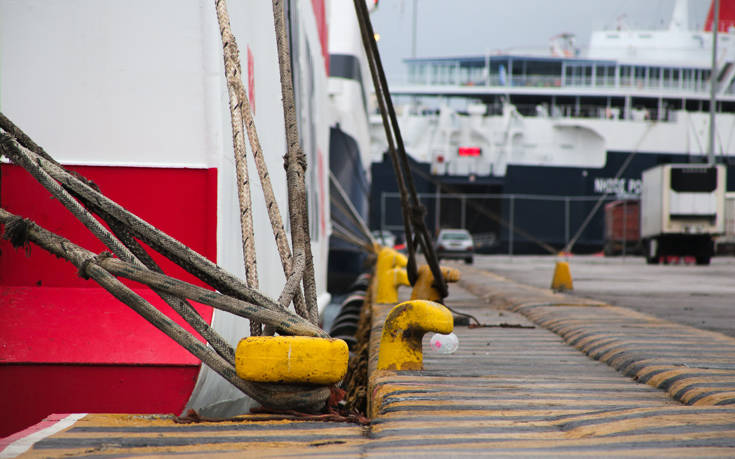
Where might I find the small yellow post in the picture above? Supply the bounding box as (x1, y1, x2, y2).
(410, 264, 461, 301)
(551, 260, 573, 291)
(377, 300, 453, 371)
(375, 247, 411, 303)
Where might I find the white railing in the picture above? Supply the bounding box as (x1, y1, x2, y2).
(402, 68, 713, 95)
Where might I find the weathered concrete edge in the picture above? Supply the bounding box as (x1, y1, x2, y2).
(456, 265, 735, 407)
(366, 301, 399, 419)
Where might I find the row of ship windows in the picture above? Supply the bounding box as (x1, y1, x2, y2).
(407, 62, 716, 93)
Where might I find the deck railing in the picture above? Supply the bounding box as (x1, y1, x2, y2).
(403, 65, 714, 95)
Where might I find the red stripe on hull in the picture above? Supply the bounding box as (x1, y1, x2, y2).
(0, 165, 218, 288)
(0, 365, 198, 438)
(311, 0, 329, 74)
(0, 286, 210, 364)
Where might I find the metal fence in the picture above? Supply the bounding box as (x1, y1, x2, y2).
(377, 191, 641, 256)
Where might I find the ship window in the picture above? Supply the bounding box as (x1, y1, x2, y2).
(638, 33, 652, 39)
(682, 68, 692, 89)
(411, 63, 427, 84)
(634, 66, 645, 88)
(595, 65, 615, 86)
(648, 67, 660, 87)
(431, 64, 440, 84)
(620, 66, 632, 86)
(606, 33, 619, 38)
(565, 64, 594, 86)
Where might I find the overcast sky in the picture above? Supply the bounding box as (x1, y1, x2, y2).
(370, 0, 712, 81)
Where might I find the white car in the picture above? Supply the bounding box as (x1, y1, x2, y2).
(435, 229, 474, 264)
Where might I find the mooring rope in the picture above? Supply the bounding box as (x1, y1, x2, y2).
(0, 0, 342, 410)
(406, 162, 558, 255)
(0, 134, 237, 363)
(329, 171, 376, 249)
(331, 220, 374, 254)
(12, 145, 284, 313)
(352, 0, 415, 274)
(272, 0, 318, 325)
(213, 0, 262, 335)
(352, 0, 448, 299)
(0, 209, 329, 411)
(214, 0, 307, 327)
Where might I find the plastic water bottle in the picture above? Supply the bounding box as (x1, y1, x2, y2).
(429, 332, 459, 354)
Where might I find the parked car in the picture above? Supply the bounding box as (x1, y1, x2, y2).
(435, 228, 474, 264)
(372, 229, 396, 248)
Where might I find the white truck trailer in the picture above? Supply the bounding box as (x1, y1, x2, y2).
(640, 164, 727, 265)
(715, 192, 735, 254)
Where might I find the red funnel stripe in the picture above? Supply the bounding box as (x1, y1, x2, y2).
(705, 0, 735, 32)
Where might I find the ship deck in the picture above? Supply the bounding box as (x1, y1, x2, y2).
(3, 261, 735, 457)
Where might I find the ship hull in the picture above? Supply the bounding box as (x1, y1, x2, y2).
(0, 0, 335, 436)
(370, 150, 735, 254)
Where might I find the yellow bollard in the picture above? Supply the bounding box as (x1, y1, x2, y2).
(375, 247, 411, 303)
(235, 336, 349, 385)
(551, 260, 573, 291)
(377, 300, 453, 371)
(410, 264, 461, 301)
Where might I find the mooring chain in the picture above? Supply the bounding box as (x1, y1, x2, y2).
(352, 0, 448, 299)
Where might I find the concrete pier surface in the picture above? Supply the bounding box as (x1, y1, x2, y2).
(471, 255, 735, 338)
(4, 259, 735, 457)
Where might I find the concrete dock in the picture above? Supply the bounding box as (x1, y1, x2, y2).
(3, 258, 735, 457)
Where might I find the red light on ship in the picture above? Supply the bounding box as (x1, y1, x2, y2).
(458, 146, 481, 157)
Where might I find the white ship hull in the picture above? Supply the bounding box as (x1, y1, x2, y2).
(0, 0, 371, 435)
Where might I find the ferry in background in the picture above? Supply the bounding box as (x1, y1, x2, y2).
(0, 0, 371, 437)
(327, 0, 374, 291)
(370, 0, 735, 253)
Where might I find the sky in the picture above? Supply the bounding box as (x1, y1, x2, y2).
(370, 0, 712, 82)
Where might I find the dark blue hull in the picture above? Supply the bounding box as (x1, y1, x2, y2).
(370, 151, 735, 255)
(328, 126, 371, 292)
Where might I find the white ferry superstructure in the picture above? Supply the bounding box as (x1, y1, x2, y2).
(369, 0, 735, 253)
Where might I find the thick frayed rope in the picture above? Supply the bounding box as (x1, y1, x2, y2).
(78, 251, 114, 280)
(2, 216, 32, 254)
